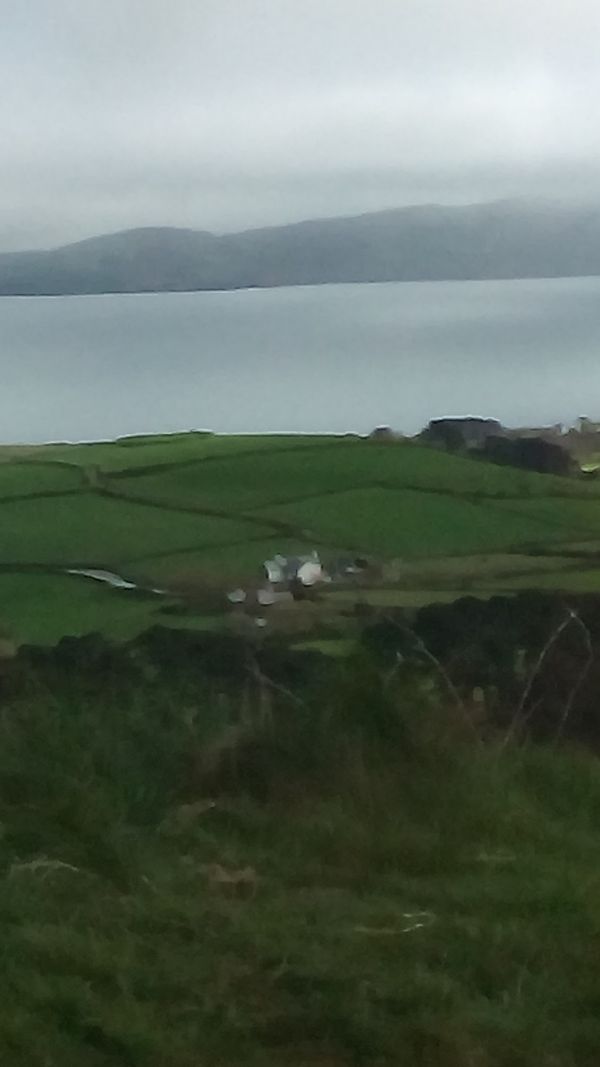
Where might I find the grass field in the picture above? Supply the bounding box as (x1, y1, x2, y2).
(490, 567, 600, 593)
(0, 462, 83, 497)
(4, 431, 600, 644)
(11, 432, 346, 473)
(0, 574, 169, 645)
(0, 495, 274, 566)
(0, 573, 231, 645)
(252, 487, 580, 557)
(111, 439, 600, 510)
(1, 669, 600, 1065)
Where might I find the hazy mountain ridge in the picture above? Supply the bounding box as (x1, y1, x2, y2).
(2, 199, 600, 295)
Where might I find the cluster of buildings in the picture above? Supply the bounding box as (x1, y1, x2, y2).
(226, 550, 368, 625)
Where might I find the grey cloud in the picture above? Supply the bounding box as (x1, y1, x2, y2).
(1, 0, 599, 249)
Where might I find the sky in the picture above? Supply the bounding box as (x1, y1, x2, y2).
(1, 0, 600, 251)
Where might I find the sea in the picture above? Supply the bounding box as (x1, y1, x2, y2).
(1, 276, 599, 444)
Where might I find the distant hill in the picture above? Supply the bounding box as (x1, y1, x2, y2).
(3, 198, 600, 296)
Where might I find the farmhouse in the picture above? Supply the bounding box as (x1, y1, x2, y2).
(263, 550, 323, 587)
(225, 549, 375, 624)
(226, 550, 327, 614)
(263, 555, 288, 584)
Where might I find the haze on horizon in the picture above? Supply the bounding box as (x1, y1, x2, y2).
(1, 0, 599, 253)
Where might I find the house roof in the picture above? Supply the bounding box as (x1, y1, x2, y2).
(264, 551, 322, 583)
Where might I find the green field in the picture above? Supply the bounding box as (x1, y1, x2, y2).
(0, 573, 232, 646)
(10, 432, 345, 473)
(252, 487, 579, 557)
(0, 462, 83, 497)
(490, 566, 600, 593)
(0, 495, 273, 566)
(3, 431, 600, 644)
(112, 439, 599, 510)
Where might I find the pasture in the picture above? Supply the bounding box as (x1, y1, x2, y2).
(3, 430, 600, 644)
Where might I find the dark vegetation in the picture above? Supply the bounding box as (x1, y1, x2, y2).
(479, 437, 575, 477)
(1, 592, 600, 1064)
(420, 418, 576, 476)
(10, 589, 600, 749)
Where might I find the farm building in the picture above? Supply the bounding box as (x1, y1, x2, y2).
(263, 550, 323, 587)
(226, 550, 326, 613)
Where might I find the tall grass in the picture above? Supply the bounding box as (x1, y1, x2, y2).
(0, 658, 599, 1064)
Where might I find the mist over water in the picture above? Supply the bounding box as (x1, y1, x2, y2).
(2, 276, 599, 444)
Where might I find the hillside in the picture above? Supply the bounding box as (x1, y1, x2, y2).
(3, 431, 600, 646)
(3, 198, 600, 295)
(3, 431, 600, 1064)
(2, 623, 600, 1065)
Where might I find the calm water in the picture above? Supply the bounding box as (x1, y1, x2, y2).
(2, 277, 600, 443)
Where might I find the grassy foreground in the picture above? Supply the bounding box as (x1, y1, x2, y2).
(1, 656, 599, 1066)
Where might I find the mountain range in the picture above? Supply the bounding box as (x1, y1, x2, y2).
(2, 198, 600, 296)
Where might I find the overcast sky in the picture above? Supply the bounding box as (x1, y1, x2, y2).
(1, 0, 599, 251)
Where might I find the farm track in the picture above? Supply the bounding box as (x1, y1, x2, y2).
(4, 549, 600, 590)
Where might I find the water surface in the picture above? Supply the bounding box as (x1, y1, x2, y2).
(1, 277, 599, 443)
